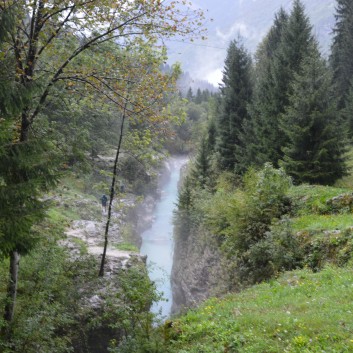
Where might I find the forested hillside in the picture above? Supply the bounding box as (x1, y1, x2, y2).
(0, 1, 205, 351)
(1, 0, 353, 352)
(170, 1, 353, 351)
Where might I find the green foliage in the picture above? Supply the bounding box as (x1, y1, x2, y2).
(107, 267, 165, 353)
(297, 228, 353, 270)
(191, 135, 212, 189)
(119, 155, 157, 196)
(285, 183, 353, 270)
(330, 0, 353, 112)
(216, 39, 253, 172)
(174, 175, 195, 240)
(204, 164, 292, 283)
(0, 238, 95, 353)
(186, 87, 194, 101)
(164, 266, 353, 353)
(342, 85, 353, 140)
(0, 5, 31, 119)
(164, 94, 212, 154)
(288, 184, 350, 215)
(293, 214, 353, 232)
(114, 243, 139, 252)
(244, 8, 289, 167)
(239, 218, 303, 282)
(0, 139, 60, 258)
(246, 1, 314, 168)
(280, 44, 347, 185)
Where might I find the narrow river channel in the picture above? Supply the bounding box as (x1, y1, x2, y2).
(140, 157, 187, 319)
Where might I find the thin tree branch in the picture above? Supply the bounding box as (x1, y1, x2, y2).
(29, 10, 149, 124)
(37, 5, 76, 58)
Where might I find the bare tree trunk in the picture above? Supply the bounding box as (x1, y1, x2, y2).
(99, 100, 128, 277)
(3, 251, 20, 325)
(2, 110, 29, 329)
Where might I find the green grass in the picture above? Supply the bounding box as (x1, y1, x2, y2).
(114, 242, 139, 252)
(292, 214, 353, 232)
(48, 173, 102, 221)
(47, 205, 80, 224)
(164, 178, 353, 352)
(71, 237, 88, 255)
(167, 266, 353, 353)
(288, 184, 350, 216)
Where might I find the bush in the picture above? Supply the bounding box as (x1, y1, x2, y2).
(244, 218, 303, 281)
(298, 228, 353, 271)
(107, 267, 165, 353)
(203, 164, 293, 284)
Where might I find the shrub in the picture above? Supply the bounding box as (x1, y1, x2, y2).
(245, 218, 303, 281)
(204, 164, 293, 284)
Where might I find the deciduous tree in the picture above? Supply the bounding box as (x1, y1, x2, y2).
(0, 0, 205, 328)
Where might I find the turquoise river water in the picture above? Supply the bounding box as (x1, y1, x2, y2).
(140, 157, 187, 319)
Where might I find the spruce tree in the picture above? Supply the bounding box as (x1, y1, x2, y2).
(281, 44, 347, 185)
(195, 88, 202, 104)
(216, 39, 252, 172)
(186, 87, 194, 101)
(191, 136, 211, 188)
(330, 0, 353, 110)
(247, 1, 314, 168)
(0, 6, 59, 328)
(342, 85, 353, 138)
(243, 8, 289, 168)
(201, 89, 210, 102)
(206, 117, 217, 154)
(191, 117, 217, 188)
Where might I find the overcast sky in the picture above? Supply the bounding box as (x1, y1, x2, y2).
(167, 0, 335, 86)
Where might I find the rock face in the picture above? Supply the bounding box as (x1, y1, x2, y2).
(128, 194, 158, 248)
(61, 192, 152, 353)
(326, 193, 353, 213)
(62, 194, 138, 254)
(171, 225, 231, 314)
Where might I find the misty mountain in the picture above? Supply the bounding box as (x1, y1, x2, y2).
(167, 0, 335, 86)
(177, 71, 218, 95)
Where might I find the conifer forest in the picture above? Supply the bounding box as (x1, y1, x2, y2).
(1, 1, 353, 352)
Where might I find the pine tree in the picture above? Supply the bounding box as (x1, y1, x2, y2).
(186, 87, 194, 101)
(216, 40, 252, 172)
(280, 44, 347, 185)
(191, 136, 211, 188)
(342, 84, 353, 138)
(243, 8, 289, 168)
(206, 117, 217, 154)
(195, 88, 202, 104)
(0, 5, 59, 328)
(189, 116, 216, 188)
(330, 0, 353, 110)
(247, 1, 314, 167)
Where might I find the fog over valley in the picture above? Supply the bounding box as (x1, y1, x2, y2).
(167, 0, 335, 86)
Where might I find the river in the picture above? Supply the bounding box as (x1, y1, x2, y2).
(140, 157, 187, 319)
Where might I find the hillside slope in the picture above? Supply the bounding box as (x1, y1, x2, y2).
(166, 266, 353, 352)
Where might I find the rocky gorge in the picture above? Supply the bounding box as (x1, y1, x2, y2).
(54, 155, 189, 351)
